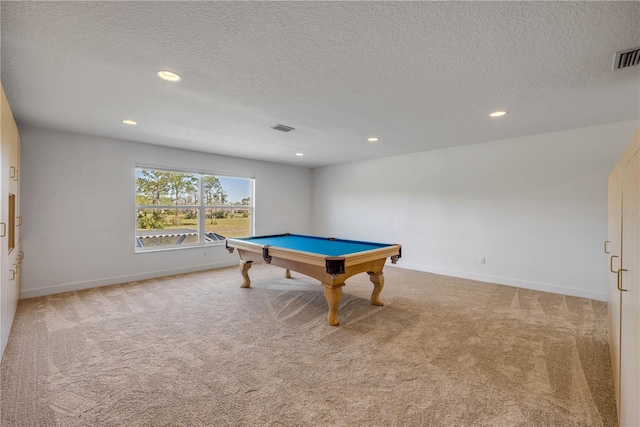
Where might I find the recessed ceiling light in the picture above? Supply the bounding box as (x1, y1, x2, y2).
(122, 119, 137, 125)
(157, 70, 181, 82)
(295, 153, 304, 157)
(368, 137, 379, 142)
(489, 111, 507, 117)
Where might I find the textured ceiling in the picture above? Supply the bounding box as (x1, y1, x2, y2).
(1, 1, 639, 168)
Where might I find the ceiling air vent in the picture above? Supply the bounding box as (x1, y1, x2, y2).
(272, 124, 295, 132)
(613, 47, 640, 70)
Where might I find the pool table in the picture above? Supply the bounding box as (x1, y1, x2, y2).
(225, 233, 402, 326)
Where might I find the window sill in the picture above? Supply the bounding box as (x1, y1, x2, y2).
(135, 241, 227, 254)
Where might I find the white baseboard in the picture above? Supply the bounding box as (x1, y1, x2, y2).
(20, 260, 239, 299)
(21, 260, 608, 302)
(391, 262, 607, 302)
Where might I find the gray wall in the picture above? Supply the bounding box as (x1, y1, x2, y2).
(312, 120, 639, 300)
(19, 120, 640, 301)
(19, 126, 312, 298)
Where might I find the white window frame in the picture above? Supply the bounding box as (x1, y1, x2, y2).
(135, 165, 254, 252)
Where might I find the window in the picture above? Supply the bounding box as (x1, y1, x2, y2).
(135, 167, 253, 251)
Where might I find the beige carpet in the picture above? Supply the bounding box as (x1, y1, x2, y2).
(1, 265, 616, 426)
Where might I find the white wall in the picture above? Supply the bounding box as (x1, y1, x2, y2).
(312, 120, 640, 301)
(19, 126, 312, 298)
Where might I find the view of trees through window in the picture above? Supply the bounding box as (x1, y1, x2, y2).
(135, 168, 253, 250)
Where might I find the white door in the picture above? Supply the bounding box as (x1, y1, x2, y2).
(620, 151, 639, 427)
(608, 172, 622, 418)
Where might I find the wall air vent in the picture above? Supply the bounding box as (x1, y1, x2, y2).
(272, 124, 295, 132)
(613, 47, 640, 70)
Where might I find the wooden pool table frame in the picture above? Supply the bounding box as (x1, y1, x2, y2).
(226, 234, 401, 326)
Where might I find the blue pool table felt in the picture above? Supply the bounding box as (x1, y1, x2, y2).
(238, 234, 393, 257)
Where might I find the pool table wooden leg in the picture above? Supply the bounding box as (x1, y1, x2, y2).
(240, 260, 253, 288)
(323, 285, 343, 326)
(368, 271, 384, 306)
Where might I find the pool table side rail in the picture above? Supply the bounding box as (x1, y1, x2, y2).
(226, 238, 401, 269)
(286, 233, 397, 248)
